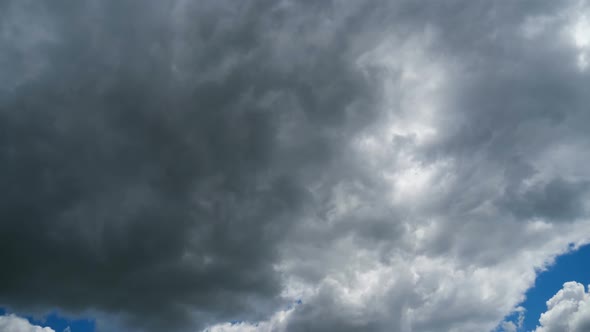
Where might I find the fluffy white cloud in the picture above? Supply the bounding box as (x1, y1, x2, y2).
(534, 282, 590, 332)
(0, 315, 55, 332)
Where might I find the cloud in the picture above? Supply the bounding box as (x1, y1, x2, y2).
(534, 282, 590, 332)
(0, 315, 55, 332)
(204, 306, 295, 332)
(0, 1, 380, 330)
(1, 1, 590, 332)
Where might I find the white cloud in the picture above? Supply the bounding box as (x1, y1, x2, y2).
(0, 315, 55, 332)
(204, 306, 295, 332)
(534, 282, 590, 332)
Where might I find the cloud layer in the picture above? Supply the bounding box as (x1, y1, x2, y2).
(1, 1, 590, 332)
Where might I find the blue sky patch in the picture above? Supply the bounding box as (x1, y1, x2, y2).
(520, 244, 590, 331)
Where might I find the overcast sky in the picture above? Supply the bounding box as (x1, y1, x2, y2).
(1, 1, 590, 332)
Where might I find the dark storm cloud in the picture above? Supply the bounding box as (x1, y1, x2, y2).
(0, 1, 382, 331)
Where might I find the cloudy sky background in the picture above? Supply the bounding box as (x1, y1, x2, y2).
(2, 0, 590, 331)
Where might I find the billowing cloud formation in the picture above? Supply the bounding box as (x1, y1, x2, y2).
(2, 1, 590, 332)
(0, 315, 55, 332)
(534, 282, 590, 332)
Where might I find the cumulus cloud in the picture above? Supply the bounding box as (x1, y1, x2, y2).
(1, 0, 590, 332)
(0, 315, 55, 332)
(534, 282, 590, 332)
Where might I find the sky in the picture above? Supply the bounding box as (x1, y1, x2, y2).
(520, 244, 590, 332)
(1, 1, 590, 332)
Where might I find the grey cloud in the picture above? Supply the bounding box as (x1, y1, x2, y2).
(3, 1, 590, 332)
(0, 0, 383, 331)
(500, 177, 590, 221)
(277, 1, 590, 331)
